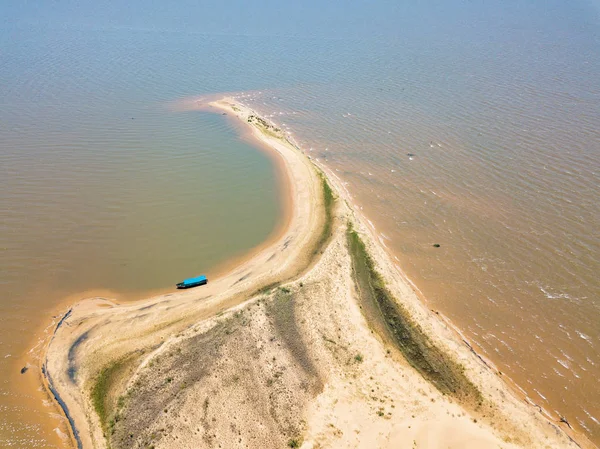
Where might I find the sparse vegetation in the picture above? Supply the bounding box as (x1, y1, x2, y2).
(109, 322, 233, 448)
(354, 353, 364, 363)
(314, 173, 335, 254)
(267, 289, 321, 388)
(288, 438, 302, 448)
(247, 114, 282, 138)
(347, 224, 482, 406)
(107, 301, 315, 449)
(91, 359, 127, 432)
(254, 281, 280, 297)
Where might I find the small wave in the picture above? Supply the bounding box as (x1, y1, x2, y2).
(498, 339, 515, 353)
(560, 350, 574, 361)
(584, 409, 600, 426)
(576, 418, 592, 433)
(539, 286, 572, 300)
(575, 330, 592, 343)
(534, 389, 547, 400)
(557, 359, 570, 369)
(557, 324, 572, 339)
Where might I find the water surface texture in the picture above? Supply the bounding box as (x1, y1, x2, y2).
(1, 0, 599, 446)
(0, 29, 284, 447)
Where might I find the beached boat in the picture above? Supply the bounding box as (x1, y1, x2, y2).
(176, 275, 208, 289)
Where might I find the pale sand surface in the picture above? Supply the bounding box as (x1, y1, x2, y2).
(42, 97, 592, 449)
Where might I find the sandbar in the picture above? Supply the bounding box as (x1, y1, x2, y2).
(42, 96, 593, 449)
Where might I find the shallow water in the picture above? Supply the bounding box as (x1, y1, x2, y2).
(0, 29, 285, 446)
(240, 30, 600, 441)
(2, 1, 600, 446)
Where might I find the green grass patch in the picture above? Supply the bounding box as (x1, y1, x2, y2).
(288, 438, 303, 448)
(92, 361, 123, 430)
(92, 362, 120, 428)
(248, 114, 282, 138)
(91, 354, 139, 444)
(347, 224, 482, 406)
(314, 173, 335, 254)
(253, 281, 280, 297)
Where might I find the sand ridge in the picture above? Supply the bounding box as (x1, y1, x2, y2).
(42, 96, 593, 449)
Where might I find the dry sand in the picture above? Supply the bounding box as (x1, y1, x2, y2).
(42, 96, 593, 449)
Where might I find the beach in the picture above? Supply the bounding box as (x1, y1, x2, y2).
(42, 97, 593, 449)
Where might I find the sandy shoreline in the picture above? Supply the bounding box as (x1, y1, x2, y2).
(42, 96, 325, 448)
(42, 96, 594, 449)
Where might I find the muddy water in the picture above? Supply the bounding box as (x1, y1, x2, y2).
(2, 0, 600, 446)
(241, 31, 600, 442)
(0, 42, 282, 444)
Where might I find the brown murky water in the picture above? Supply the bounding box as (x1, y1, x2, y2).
(0, 86, 281, 446)
(2, 4, 600, 445)
(242, 72, 600, 441)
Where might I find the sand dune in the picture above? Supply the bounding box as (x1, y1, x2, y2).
(42, 97, 591, 449)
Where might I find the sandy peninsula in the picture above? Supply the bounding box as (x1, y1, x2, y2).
(42, 96, 593, 449)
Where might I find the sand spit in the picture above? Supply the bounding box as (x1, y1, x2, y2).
(43, 97, 592, 449)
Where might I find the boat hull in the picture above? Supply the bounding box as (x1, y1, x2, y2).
(176, 279, 208, 289)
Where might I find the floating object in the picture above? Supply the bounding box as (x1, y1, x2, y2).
(176, 275, 208, 289)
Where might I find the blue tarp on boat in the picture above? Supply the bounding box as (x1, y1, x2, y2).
(176, 275, 208, 289)
(183, 275, 207, 286)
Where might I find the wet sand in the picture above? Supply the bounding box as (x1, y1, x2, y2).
(42, 97, 593, 449)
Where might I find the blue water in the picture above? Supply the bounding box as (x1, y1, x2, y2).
(1, 0, 599, 446)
